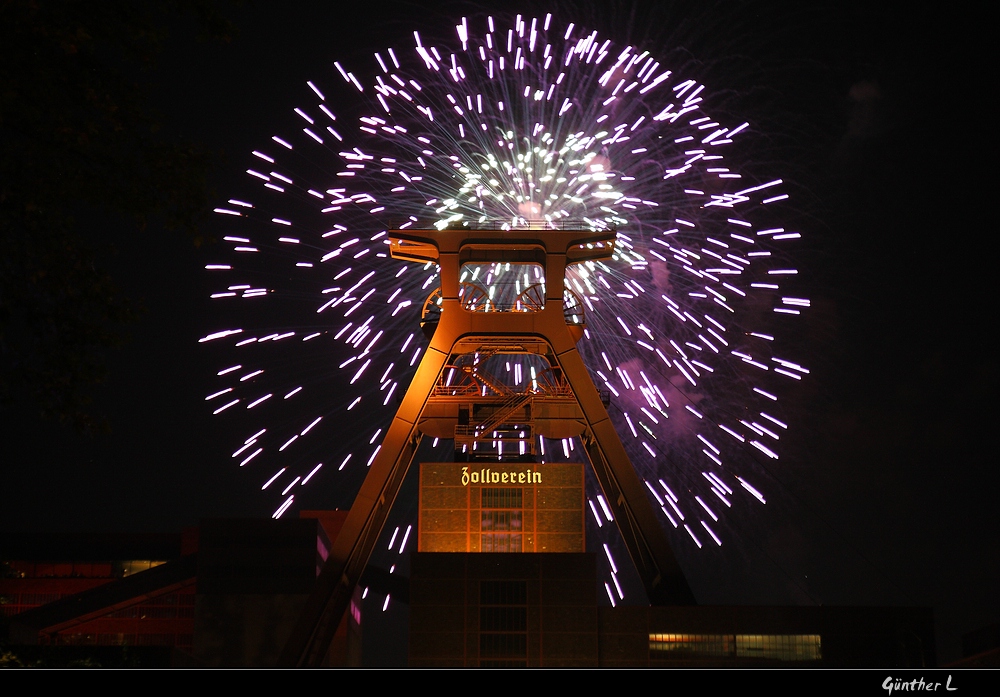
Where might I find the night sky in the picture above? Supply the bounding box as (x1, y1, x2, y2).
(1, 1, 993, 665)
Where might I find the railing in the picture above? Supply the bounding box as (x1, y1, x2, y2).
(454, 365, 514, 397)
(392, 219, 618, 231)
(431, 382, 575, 399)
(474, 393, 535, 435)
(453, 425, 535, 442)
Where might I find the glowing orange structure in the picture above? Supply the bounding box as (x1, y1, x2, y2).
(280, 225, 694, 666)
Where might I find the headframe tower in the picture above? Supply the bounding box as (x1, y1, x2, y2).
(279, 223, 695, 666)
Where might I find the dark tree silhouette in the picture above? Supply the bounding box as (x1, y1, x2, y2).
(0, 0, 234, 431)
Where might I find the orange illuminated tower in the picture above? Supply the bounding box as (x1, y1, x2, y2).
(279, 224, 695, 666)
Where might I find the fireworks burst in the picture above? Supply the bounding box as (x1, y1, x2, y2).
(201, 12, 808, 600)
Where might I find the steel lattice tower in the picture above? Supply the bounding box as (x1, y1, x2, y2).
(279, 225, 694, 667)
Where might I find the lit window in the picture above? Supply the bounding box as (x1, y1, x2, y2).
(481, 488, 523, 553)
(649, 633, 822, 661)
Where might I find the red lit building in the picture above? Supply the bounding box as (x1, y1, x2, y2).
(1, 511, 359, 667)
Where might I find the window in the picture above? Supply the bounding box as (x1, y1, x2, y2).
(480, 581, 528, 667)
(649, 633, 822, 661)
(480, 580, 527, 605)
(481, 488, 523, 553)
(735, 634, 822, 661)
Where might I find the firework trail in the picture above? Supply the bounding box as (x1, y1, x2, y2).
(201, 12, 808, 601)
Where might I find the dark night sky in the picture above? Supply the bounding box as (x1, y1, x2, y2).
(1, 1, 993, 664)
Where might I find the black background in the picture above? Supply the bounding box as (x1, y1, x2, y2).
(1, 0, 993, 666)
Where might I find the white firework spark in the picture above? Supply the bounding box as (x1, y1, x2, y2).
(201, 12, 808, 590)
